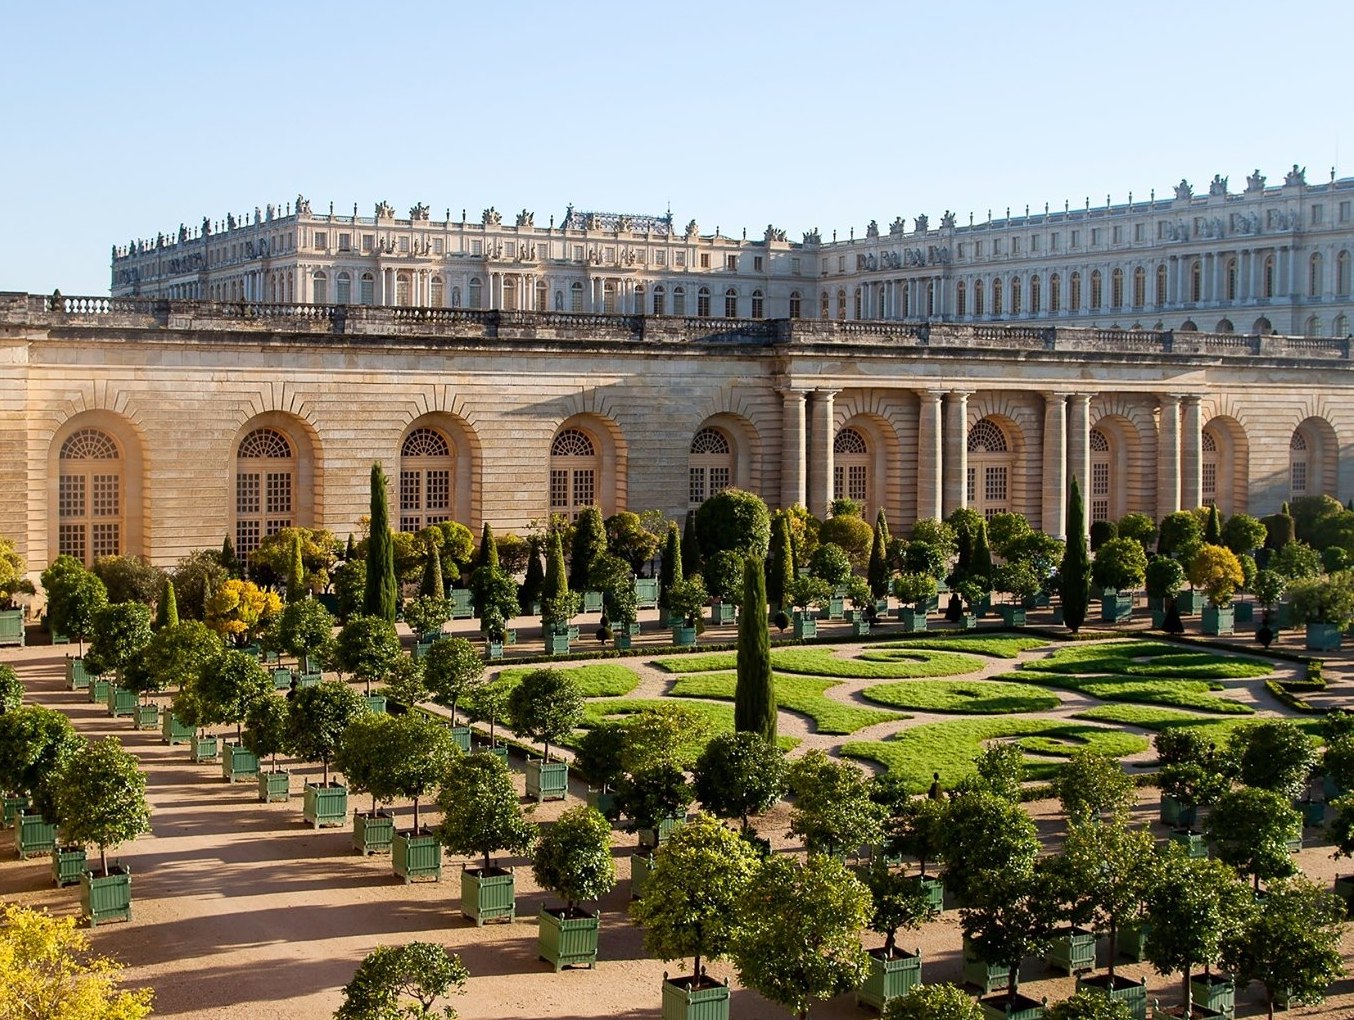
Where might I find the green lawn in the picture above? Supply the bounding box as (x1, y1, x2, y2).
(1074, 704, 1321, 742)
(652, 646, 985, 679)
(994, 669, 1253, 715)
(863, 679, 1060, 715)
(669, 672, 906, 735)
(862, 635, 1050, 659)
(573, 697, 798, 754)
(494, 663, 640, 698)
(1020, 640, 1271, 680)
(842, 718, 1149, 792)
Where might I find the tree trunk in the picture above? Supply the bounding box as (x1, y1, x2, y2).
(483, 850, 491, 871)
(1183, 970, 1193, 1017)
(100, 845, 109, 877)
(1009, 965, 1020, 1001)
(412, 796, 420, 831)
(692, 952, 702, 984)
(1107, 918, 1117, 981)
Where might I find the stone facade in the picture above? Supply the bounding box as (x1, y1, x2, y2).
(2, 292, 1351, 575)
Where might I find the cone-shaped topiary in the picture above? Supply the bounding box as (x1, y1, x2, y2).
(734, 556, 776, 743)
(1059, 476, 1092, 633)
(362, 463, 398, 623)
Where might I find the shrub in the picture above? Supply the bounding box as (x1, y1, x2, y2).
(695, 488, 771, 561)
(1092, 538, 1147, 594)
(532, 805, 615, 911)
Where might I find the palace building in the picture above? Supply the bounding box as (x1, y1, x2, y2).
(2, 165, 1353, 576)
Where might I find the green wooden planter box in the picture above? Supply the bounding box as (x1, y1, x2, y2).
(191, 734, 220, 763)
(582, 590, 605, 614)
(1176, 590, 1207, 616)
(998, 605, 1027, 626)
(479, 743, 510, 761)
(661, 976, 730, 1020)
(66, 656, 92, 690)
(538, 907, 600, 971)
(221, 743, 259, 783)
(52, 845, 87, 887)
(634, 577, 660, 609)
(132, 703, 159, 730)
(0, 608, 23, 646)
(638, 815, 684, 850)
(978, 993, 1045, 1020)
(665, 610, 686, 628)
(1076, 975, 1146, 1020)
(920, 875, 944, 912)
(87, 678, 110, 704)
(817, 596, 845, 621)
(896, 608, 928, 632)
(631, 852, 655, 899)
(1306, 622, 1342, 651)
(850, 618, 872, 636)
(1170, 828, 1209, 859)
(1300, 800, 1326, 826)
(612, 633, 631, 651)
(1160, 794, 1197, 829)
(857, 948, 922, 1010)
(461, 866, 516, 925)
(257, 770, 290, 803)
(162, 710, 195, 745)
(272, 667, 294, 690)
(3, 795, 31, 826)
(710, 601, 736, 625)
(1118, 920, 1151, 961)
(792, 612, 817, 639)
(1023, 591, 1050, 609)
(106, 685, 138, 718)
(298, 672, 322, 688)
(1234, 601, 1255, 624)
(415, 640, 435, 660)
(1044, 926, 1095, 976)
(303, 782, 348, 828)
(1202, 605, 1235, 636)
(671, 625, 698, 646)
(1335, 875, 1354, 917)
(486, 641, 504, 660)
(392, 828, 441, 883)
(17, 814, 58, 859)
(80, 866, 132, 926)
(1100, 594, 1134, 623)
(956, 613, 978, 630)
(526, 759, 568, 802)
(962, 938, 1010, 994)
(352, 810, 395, 854)
(363, 694, 387, 714)
(448, 726, 472, 752)
(586, 787, 620, 821)
(449, 589, 475, 619)
(546, 632, 572, 654)
(1190, 973, 1235, 1018)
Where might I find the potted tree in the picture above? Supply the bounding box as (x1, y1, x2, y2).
(333, 613, 401, 712)
(843, 576, 875, 635)
(143, 620, 224, 746)
(1289, 571, 1354, 651)
(703, 549, 744, 626)
(465, 673, 513, 758)
(437, 752, 536, 925)
(892, 572, 938, 633)
(286, 680, 368, 828)
(541, 589, 582, 655)
(619, 763, 694, 858)
(692, 731, 788, 839)
(992, 562, 1040, 627)
(1146, 557, 1186, 629)
(1189, 544, 1245, 636)
(1093, 537, 1147, 624)
(952, 579, 989, 631)
(52, 736, 151, 926)
(243, 694, 291, 803)
(335, 713, 400, 855)
(335, 942, 468, 1020)
(42, 557, 107, 681)
(196, 650, 273, 782)
(533, 805, 616, 971)
(275, 596, 335, 679)
(856, 857, 939, 1009)
(402, 593, 452, 647)
(629, 813, 760, 1020)
(787, 750, 888, 859)
(786, 575, 832, 639)
(576, 722, 626, 821)
(1206, 787, 1301, 893)
(0, 705, 84, 860)
(665, 577, 708, 646)
(423, 636, 484, 751)
(85, 602, 152, 719)
(508, 669, 584, 801)
(809, 543, 853, 620)
(385, 714, 459, 883)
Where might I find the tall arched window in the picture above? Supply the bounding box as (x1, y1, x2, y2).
(359, 272, 375, 305)
(966, 419, 1011, 519)
(697, 287, 711, 317)
(1190, 261, 1202, 303)
(1009, 277, 1021, 316)
(312, 272, 328, 304)
(1091, 269, 1104, 310)
(789, 291, 801, 318)
(503, 277, 517, 311)
(396, 272, 411, 306)
(1089, 428, 1111, 522)
(1156, 264, 1168, 307)
(58, 429, 122, 564)
(1030, 275, 1042, 314)
(673, 286, 686, 315)
(1289, 430, 1310, 497)
(833, 427, 870, 505)
(549, 428, 598, 520)
(820, 292, 830, 319)
(1111, 268, 1124, 309)
(431, 277, 445, 307)
(991, 278, 1002, 317)
(956, 281, 967, 318)
(689, 427, 733, 506)
(1070, 272, 1082, 311)
(468, 278, 483, 309)
(1305, 315, 1321, 337)
(725, 288, 738, 318)
(975, 279, 985, 317)
(836, 289, 847, 320)
(634, 285, 646, 314)
(751, 289, 764, 318)
(1201, 430, 1218, 505)
(603, 281, 617, 314)
(1335, 313, 1349, 337)
(853, 287, 863, 319)
(1049, 273, 1061, 312)
(1338, 251, 1351, 296)
(399, 427, 453, 532)
(235, 428, 295, 558)
(1262, 255, 1275, 298)
(1132, 267, 1146, 307)
(1309, 253, 1323, 298)
(535, 279, 547, 311)
(1224, 259, 1237, 301)
(570, 281, 584, 312)
(653, 285, 666, 316)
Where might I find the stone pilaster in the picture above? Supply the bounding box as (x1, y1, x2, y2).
(1156, 394, 1183, 520)
(779, 389, 807, 509)
(916, 390, 944, 522)
(1181, 395, 1203, 510)
(942, 390, 972, 516)
(1067, 392, 1093, 534)
(808, 389, 838, 517)
(1042, 392, 1069, 537)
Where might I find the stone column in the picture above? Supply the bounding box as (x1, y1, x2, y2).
(916, 390, 944, 522)
(1042, 392, 1069, 538)
(942, 390, 972, 515)
(808, 389, 838, 517)
(1180, 395, 1203, 509)
(779, 389, 808, 509)
(1156, 394, 1182, 520)
(1067, 393, 1093, 530)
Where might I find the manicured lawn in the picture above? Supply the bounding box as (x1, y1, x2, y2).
(494, 663, 640, 698)
(842, 717, 1149, 792)
(994, 669, 1253, 714)
(863, 679, 1060, 715)
(573, 697, 798, 754)
(862, 635, 1050, 659)
(1020, 640, 1271, 680)
(669, 672, 906, 735)
(1074, 704, 1322, 742)
(652, 646, 985, 679)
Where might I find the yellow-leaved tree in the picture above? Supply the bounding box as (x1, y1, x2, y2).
(204, 579, 282, 645)
(0, 904, 153, 1019)
(1188, 543, 1245, 607)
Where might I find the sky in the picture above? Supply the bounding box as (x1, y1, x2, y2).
(2, 0, 1352, 296)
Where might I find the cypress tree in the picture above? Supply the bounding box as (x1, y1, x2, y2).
(1059, 476, 1092, 634)
(734, 555, 776, 742)
(345, 533, 357, 560)
(476, 522, 499, 574)
(681, 510, 702, 577)
(767, 513, 796, 611)
(569, 507, 606, 591)
(971, 518, 993, 584)
(867, 514, 889, 599)
(544, 528, 568, 601)
(220, 536, 241, 578)
(659, 523, 683, 614)
(1204, 503, 1222, 544)
(286, 533, 306, 602)
(362, 462, 398, 623)
(420, 541, 444, 598)
(519, 537, 545, 608)
(875, 507, 892, 549)
(154, 578, 179, 629)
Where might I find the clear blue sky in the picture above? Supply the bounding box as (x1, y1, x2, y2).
(3, 0, 1351, 296)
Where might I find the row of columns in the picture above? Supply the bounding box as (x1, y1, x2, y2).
(778, 387, 1204, 537)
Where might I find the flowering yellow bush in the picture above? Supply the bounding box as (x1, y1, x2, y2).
(205, 578, 282, 643)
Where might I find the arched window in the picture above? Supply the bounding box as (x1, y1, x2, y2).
(1030, 275, 1042, 314)
(1216, 319, 1234, 333)
(751, 289, 764, 318)
(1089, 427, 1112, 523)
(697, 287, 711, 317)
(1335, 313, 1349, 337)
(396, 272, 411, 306)
(634, 286, 645, 315)
(1253, 316, 1272, 334)
(431, 277, 445, 307)
(235, 428, 295, 558)
(1181, 320, 1199, 331)
(1049, 273, 1061, 313)
(689, 427, 733, 506)
(1338, 251, 1351, 296)
(725, 288, 738, 318)
(1224, 259, 1237, 301)
(966, 418, 1011, 519)
(1132, 267, 1146, 308)
(991, 278, 1002, 317)
(1091, 269, 1104, 310)
(1201, 430, 1218, 505)
(58, 428, 122, 564)
(956, 281, 967, 318)
(570, 281, 584, 312)
(312, 271, 328, 304)
(789, 291, 802, 319)
(503, 277, 518, 311)
(1262, 255, 1275, 298)
(673, 286, 686, 316)
(1156, 264, 1168, 307)
(399, 427, 453, 532)
(1306, 315, 1321, 338)
(833, 427, 870, 505)
(1190, 261, 1202, 303)
(836, 289, 847, 320)
(1111, 268, 1124, 309)
(1070, 272, 1082, 311)
(853, 287, 862, 319)
(549, 428, 598, 520)
(603, 281, 617, 314)
(1289, 429, 1310, 497)
(535, 279, 547, 311)
(820, 292, 830, 319)
(359, 272, 375, 305)
(653, 285, 666, 316)
(1310, 253, 1323, 297)
(1009, 277, 1021, 316)
(974, 279, 985, 317)
(468, 278, 483, 309)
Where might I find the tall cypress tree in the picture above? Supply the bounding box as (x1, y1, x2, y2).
(659, 523, 683, 614)
(519, 537, 545, 608)
(544, 528, 568, 601)
(569, 507, 606, 591)
(734, 555, 776, 742)
(472, 522, 500, 617)
(1204, 503, 1222, 544)
(420, 541, 444, 598)
(767, 513, 796, 611)
(1059, 476, 1092, 634)
(867, 514, 889, 599)
(220, 536, 241, 578)
(681, 510, 702, 578)
(971, 519, 993, 584)
(363, 462, 398, 623)
(154, 577, 179, 629)
(286, 533, 306, 602)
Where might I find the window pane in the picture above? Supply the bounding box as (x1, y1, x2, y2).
(985, 466, 1008, 504)
(690, 467, 706, 505)
(400, 471, 420, 512)
(236, 520, 261, 557)
(550, 470, 569, 509)
(59, 475, 85, 518)
(266, 472, 292, 515)
(573, 469, 595, 508)
(92, 474, 119, 517)
(425, 470, 450, 510)
(59, 523, 86, 561)
(237, 473, 260, 515)
(709, 466, 731, 495)
(91, 522, 120, 559)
